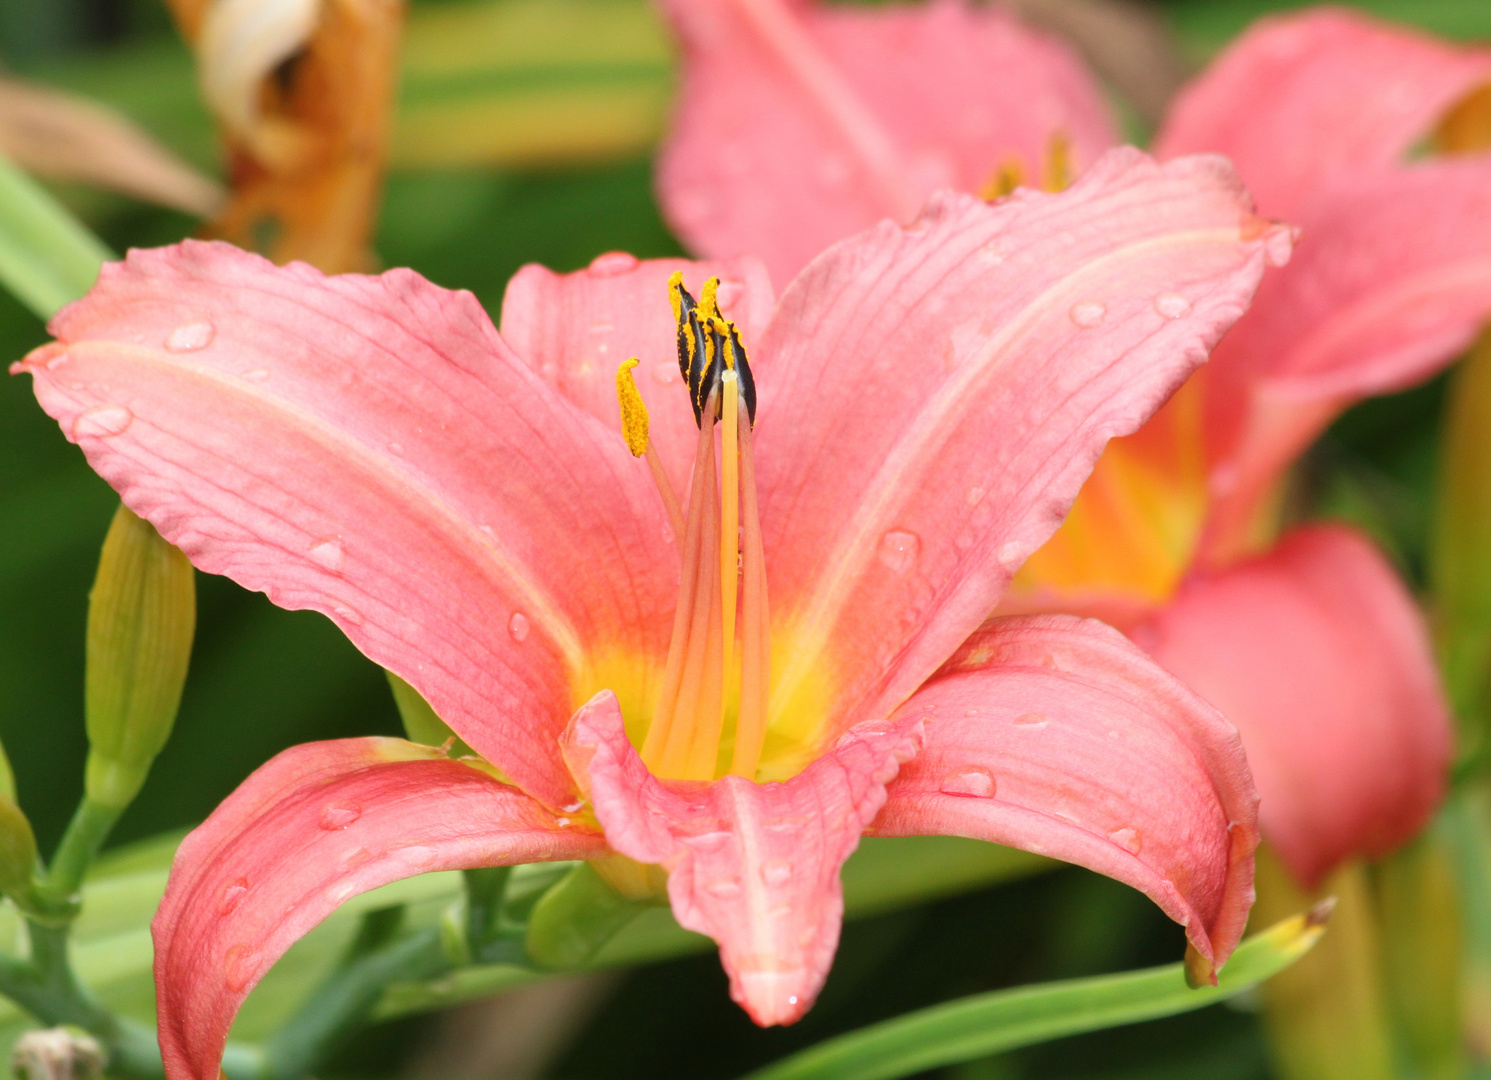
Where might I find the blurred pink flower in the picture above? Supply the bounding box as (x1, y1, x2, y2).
(15, 150, 1287, 1078)
(657, 0, 1491, 889)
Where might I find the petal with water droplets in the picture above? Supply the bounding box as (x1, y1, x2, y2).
(15, 241, 678, 806)
(564, 692, 922, 1026)
(153, 736, 604, 1080)
(874, 614, 1259, 976)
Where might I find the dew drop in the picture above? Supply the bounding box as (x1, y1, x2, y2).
(341, 845, 372, 868)
(386, 441, 404, 455)
(1069, 302, 1107, 328)
(1154, 293, 1191, 320)
(325, 880, 359, 904)
(704, 877, 742, 899)
(72, 405, 133, 438)
(1012, 712, 1048, 728)
(939, 767, 996, 798)
(224, 945, 257, 992)
(690, 831, 733, 851)
(652, 362, 680, 386)
(996, 541, 1023, 566)
(876, 530, 921, 575)
(978, 240, 1006, 265)
(589, 252, 639, 276)
(963, 707, 980, 717)
(307, 538, 346, 573)
(319, 800, 362, 830)
(1108, 826, 1142, 854)
(965, 487, 986, 507)
(788, 995, 799, 1006)
(759, 859, 793, 887)
(165, 321, 215, 352)
(508, 611, 531, 642)
(332, 605, 364, 626)
(218, 879, 249, 916)
(398, 845, 439, 868)
(44, 352, 70, 370)
(241, 368, 270, 382)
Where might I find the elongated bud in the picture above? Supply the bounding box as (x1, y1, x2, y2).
(0, 789, 38, 905)
(83, 504, 195, 811)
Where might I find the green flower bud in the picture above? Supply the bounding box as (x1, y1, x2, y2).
(83, 505, 195, 811)
(0, 788, 38, 904)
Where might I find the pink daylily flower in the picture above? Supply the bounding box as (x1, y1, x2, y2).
(657, 0, 1490, 890)
(14, 150, 1288, 1078)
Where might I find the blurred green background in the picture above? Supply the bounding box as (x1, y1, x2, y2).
(0, 0, 1482, 1076)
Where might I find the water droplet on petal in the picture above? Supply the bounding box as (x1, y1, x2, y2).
(165, 322, 215, 352)
(996, 541, 1023, 566)
(386, 441, 404, 455)
(652, 362, 680, 385)
(760, 860, 793, 887)
(331, 605, 364, 626)
(979, 240, 1006, 265)
(1069, 302, 1107, 329)
(319, 800, 362, 830)
(242, 368, 270, 382)
(1154, 293, 1191, 320)
(963, 707, 980, 716)
(399, 845, 439, 868)
(1013, 712, 1048, 728)
(704, 877, 741, 899)
(1108, 826, 1142, 854)
(690, 831, 732, 851)
(876, 530, 921, 575)
(508, 611, 531, 642)
(308, 538, 346, 573)
(44, 352, 69, 370)
(940, 767, 996, 798)
(589, 252, 639, 276)
(224, 945, 257, 992)
(341, 846, 372, 868)
(72, 405, 132, 438)
(325, 880, 359, 904)
(218, 879, 249, 916)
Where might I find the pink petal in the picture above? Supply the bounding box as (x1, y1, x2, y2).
(657, 0, 1117, 284)
(873, 614, 1258, 973)
(1155, 7, 1491, 220)
(499, 253, 774, 492)
(564, 691, 923, 1025)
(153, 736, 604, 1080)
(754, 149, 1288, 766)
(1132, 524, 1451, 891)
(13, 241, 678, 806)
(1198, 157, 1491, 563)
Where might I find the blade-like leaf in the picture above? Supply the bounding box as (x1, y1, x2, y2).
(737, 908, 1331, 1080)
(0, 151, 111, 319)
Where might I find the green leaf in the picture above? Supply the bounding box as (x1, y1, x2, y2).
(737, 908, 1332, 1080)
(0, 151, 112, 320)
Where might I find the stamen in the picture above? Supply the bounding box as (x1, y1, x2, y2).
(730, 416, 770, 779)
(639, 274, 770, 782)
(981, 158, 1025, 201)
(615, 358, 685, 547)
(719, 367, 741, 755)
(1042, 131, 1072, 193)
(642, 411, 718, 771)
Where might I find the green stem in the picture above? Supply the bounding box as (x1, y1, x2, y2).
(0, 924, 163, 1078)
(38, 799, 121, 911)
(261, 929, 449, 1080)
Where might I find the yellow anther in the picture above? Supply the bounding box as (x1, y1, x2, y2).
(667, 270, 685, 325)
(698, 276, 721, 322)
(710, 317, 737, 370)
(615, 358, 650, 457)
(980, 157, 1025, 201)
(1042, 131, 1072, 193)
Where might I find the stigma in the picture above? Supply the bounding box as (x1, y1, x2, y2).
(615, 274, 771, 782)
